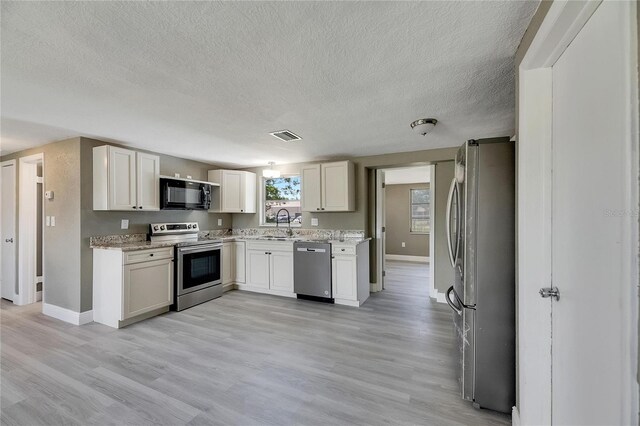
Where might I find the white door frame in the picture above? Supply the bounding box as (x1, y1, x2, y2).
(517, 1, 639, 424)
(374, 169, 385, 292)
(1, 159, 18, 302)
(428, 165, 437, 301)
(17, 153, 44, 306)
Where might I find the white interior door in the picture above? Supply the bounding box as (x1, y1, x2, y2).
(1, 160, 17, 301)
(550, 1, 637, 424)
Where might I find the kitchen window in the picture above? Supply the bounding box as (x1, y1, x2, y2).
(261, 176, 302, 226)
(410, 188, 430, 233)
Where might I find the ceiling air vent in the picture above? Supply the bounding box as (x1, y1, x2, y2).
(269, 130, 302, 142)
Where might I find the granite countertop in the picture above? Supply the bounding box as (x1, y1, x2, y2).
(90, 240, 179, 252)
(91, 236, 371, 251)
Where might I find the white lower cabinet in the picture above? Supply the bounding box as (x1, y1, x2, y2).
(222, 242, 234, 287)
(93, 247, 174, 328)
(246, 249, 270, 289)
(269, 251, 294, 292)
(332, 241, 370, 307)
(123, 259, 173, 319)
(234, 242, 246, 284)
(333, 255, 357, 300)
(222, 241, 246, 290)
(240, 241, 295, 297)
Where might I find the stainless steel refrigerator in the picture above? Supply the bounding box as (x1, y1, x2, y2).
(445, 138, 515, 413)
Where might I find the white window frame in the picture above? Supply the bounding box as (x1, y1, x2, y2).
(409, 187, 430, 234)
(259, 174, 302, 228)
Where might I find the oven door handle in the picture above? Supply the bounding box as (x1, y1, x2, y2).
(178, 244, 222, 254)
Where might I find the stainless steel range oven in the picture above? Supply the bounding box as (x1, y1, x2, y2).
(149, 222, 223, 311)
(175, 242, 222, 310)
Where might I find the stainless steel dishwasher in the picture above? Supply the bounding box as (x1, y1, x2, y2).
(293, 241, 333, 302)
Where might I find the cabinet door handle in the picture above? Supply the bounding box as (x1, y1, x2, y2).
(133, 206, 137, 209)
(149, 253, 154, 256)
(321, 208, 325, 210)
(316, 208, 320, 211)
(139, 206, 143, 209)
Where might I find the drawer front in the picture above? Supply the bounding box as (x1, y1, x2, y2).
(245, 241, 293, 252)
(124, 247, 174, 264)
(332, 245, 355, 255)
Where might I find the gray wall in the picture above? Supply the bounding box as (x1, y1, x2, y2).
(433, 161, 455, 294)
(78, 137, 231, 312)
(1, 138, 84, 312)
(1, 137, 231, 313)
(384, 183, 430, 257)
(232, 147, 458, 284)
(233, 147, 458, 233)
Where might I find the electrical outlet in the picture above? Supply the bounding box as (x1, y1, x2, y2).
(402, 242, 406, 247)
(46, 216, 51, 226)
(217, 218, 222, 226)
(50, 216, 56, 227)
(311, 218, 319, 227)
(121, 219, 129, 230)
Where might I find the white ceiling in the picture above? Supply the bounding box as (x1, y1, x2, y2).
(384, 166, 431, 185)
(0, 1, 538, 167)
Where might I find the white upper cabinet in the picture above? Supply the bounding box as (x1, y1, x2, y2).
(301, 160, 355, 212)
(93, 145, 160, 211)
(136, 152, 160, 210)
(301, 164, 322, 212)
(208, 170, 256, 213)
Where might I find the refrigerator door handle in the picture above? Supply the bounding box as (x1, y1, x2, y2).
(446, 286, 463, 315)
(446, 178, 460, 268)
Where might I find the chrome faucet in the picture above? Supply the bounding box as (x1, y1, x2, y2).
(275, 208, 294, 237)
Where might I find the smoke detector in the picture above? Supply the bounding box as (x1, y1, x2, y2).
(269, 130, 302, 142)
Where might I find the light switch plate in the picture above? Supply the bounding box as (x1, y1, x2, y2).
(50, 216, 56, 227)
(174, 173, 180, 178)
(311, 217, 319, 227)
(46, 216, 51, 226)
(217, 218, 222, 226)
(121, 219, 129, 230)
(402, 242, 406, 247)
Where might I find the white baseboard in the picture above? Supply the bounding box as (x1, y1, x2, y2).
(430, 288, 447, 304)
(78, 310, 94, 325)
(512, 406, 521, 426)
(385, 254, 429, 263)
(43, 303, 93, 325)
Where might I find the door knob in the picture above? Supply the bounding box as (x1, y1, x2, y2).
(539, 287, 560, 301)
(5, 238, 13, 243)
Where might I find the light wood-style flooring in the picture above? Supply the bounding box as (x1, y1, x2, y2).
(1, 261, 510, 425)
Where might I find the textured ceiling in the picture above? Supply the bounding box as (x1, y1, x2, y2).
(384, 166, 431, 185)
(1, 1, 538, 167)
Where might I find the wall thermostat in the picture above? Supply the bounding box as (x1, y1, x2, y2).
(44, 190, 54, 200)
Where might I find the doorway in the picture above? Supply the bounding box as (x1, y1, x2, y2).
(376, 165, 438, 300)
(13, 153, 45, 306)
(518, 1, 638, 424)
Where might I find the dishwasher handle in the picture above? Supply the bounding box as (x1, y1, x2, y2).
(296, 247, 327, 253)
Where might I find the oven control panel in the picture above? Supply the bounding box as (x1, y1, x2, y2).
(150, 222, 199, 235)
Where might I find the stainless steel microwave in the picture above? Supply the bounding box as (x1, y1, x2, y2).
(159, 177, 213, 210)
